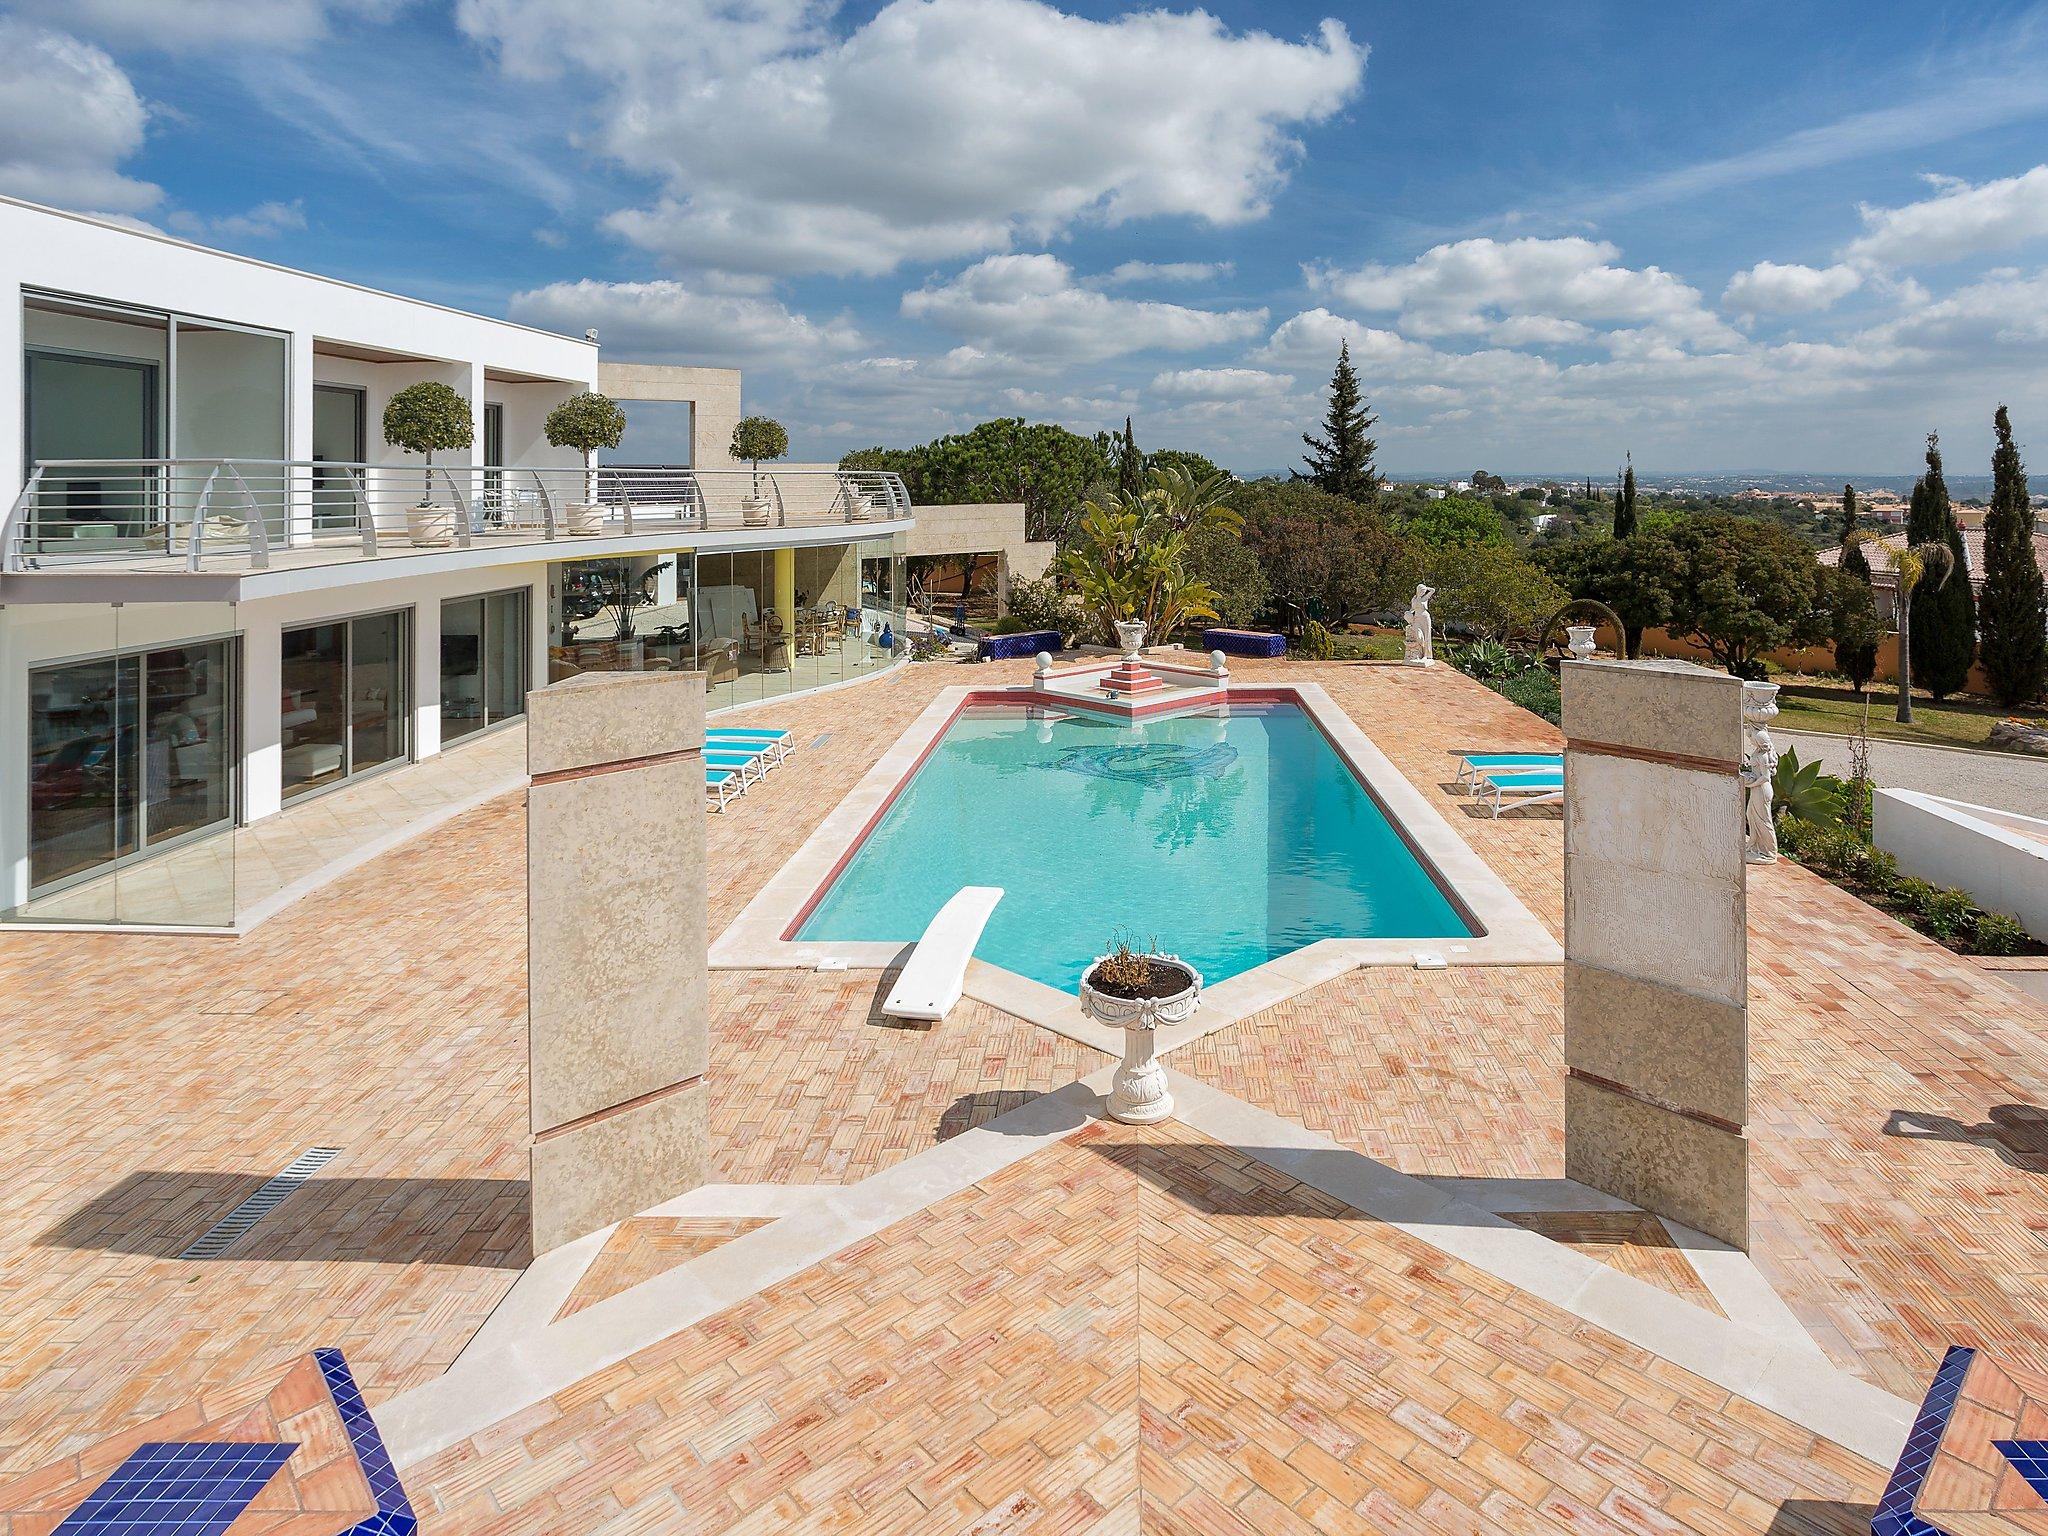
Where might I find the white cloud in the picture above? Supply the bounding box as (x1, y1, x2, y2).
(1307, 237, 1728, 344)
(1845, 164, 2048, 267)
(1722, 261, 1862, 316)
(1489, 314, 1591, 346)
(464, 0, 1363, 278)
(0, 20, 158, 213)
(508, 278, 864, 368)
(1863, 267, 2048, 352)
(1149, 367, 1293, 400)
(168, 199, 308, 242)
(1103, 260, 1235, 287)
(1249, 308, 1431, 372)
(13, 0, 407, 50)
(902, 253, 1266, 361)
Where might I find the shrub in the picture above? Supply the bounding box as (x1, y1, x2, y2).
(1001, 576, 1079, 644)
(1492, 667, 1562, 724)
(1449, 639, 1522, 680)
(1922, 887, 1976, 942)
(1294, 619, 1335, 660)
(990, 614, 1028, 635)
(544, 391, 627, 456)
(1975, 911, 2031, 956)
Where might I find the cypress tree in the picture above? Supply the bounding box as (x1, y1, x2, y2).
(1905, 433, 1977, 700)
(1613, 455, 1638, 539)
(1116, 415, 1144, 503)
(1980, 405, 2046, 705)
(1836, 486, 1879, 692)
(1300, 341, 1380, 505)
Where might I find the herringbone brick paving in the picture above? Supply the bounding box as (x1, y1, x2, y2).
(410, 1119, 1887, 1533)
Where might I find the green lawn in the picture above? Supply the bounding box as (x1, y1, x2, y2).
(1771, 682, 2047, 753)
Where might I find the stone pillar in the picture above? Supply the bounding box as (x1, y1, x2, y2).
(526, 670, 708, 1254)
(1561, 659, 1750, 1248)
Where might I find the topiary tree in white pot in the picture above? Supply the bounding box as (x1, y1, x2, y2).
(383, 380, 474, 547)
(729, 415, 788, 526)
(545, 391, 627, 535)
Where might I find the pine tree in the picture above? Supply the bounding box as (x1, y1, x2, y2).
(1905, 432, 1977, 701)
(1836, 485, 1879, 693)
(1300, 341, 1380, 504)
(1116, 416, 1144, 503)
(1980, 405, 2046, 705)
(1613, 455, 1638, 539)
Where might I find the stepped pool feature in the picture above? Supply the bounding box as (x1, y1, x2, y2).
(789, 694, 1492, 992)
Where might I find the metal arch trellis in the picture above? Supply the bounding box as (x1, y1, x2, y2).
(1536, 598, 1627, 660)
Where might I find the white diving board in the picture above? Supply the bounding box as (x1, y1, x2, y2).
(882, 885, 1005, 1022)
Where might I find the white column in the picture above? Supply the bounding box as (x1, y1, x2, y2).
(289, 331, 315, 545)
(0, 286, 23, 507)
(241, 608, 284, 823)
(414, 596, 442, 761)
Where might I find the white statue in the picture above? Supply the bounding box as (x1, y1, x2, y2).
(1403, 583, 1436, 666)
(1740, 680, 1780, 864)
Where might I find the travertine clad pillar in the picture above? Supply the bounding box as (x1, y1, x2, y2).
(1561, 659, 1751, 1248)
(526, 670, 709, 1254)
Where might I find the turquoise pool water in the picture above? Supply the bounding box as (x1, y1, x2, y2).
(795, 702, 1474, 990)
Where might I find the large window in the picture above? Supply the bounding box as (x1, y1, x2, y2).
(442, 590, 528, 743)
(27, 641, 235, 894)
(281, 611, 409, 801)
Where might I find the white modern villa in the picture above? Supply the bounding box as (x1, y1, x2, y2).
(0, 195, 922, 928)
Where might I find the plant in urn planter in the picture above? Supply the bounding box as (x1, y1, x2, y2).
(730, 415, 789, 527)
(383, 380, 474, 548)
(1079, 931, 1201, 1124)
(545, 391, 627, 536)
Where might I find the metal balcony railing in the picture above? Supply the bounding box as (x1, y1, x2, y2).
(0, 461, 913, 573)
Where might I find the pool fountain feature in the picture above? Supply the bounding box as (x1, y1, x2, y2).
(1030, 639, 1231, 721)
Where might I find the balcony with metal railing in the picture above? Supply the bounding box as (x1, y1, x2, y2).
(1, 460, 913, 577)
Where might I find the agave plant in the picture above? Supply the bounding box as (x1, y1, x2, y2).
(1451, 639, 1520, 680)
(1772, 745, 1845, 828)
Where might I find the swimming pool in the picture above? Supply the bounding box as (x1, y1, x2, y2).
(793, 701, 1476, 990)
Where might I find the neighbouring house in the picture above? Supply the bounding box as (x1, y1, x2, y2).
(0, 195, 915, 927)
(1818, 508, 2048, 626)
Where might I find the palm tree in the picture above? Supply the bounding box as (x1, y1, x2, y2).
(1851, 532, 1955, 723)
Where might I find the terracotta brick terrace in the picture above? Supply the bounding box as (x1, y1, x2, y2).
(1, 651, 2045, 1531)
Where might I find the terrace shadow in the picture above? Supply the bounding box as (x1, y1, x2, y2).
(41, 1170, 531, 1268)
(1079, 1135, 1421, 1223)
(1884, 1104, 2048, 1174)
(937, 1089, 1044, 1141)
(1764, 1498, 1878, 1534)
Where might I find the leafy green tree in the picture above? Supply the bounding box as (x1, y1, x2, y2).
(729, 415, 789, 491)
(1838, 482, 1861, 544)
(1660, 514, 1836, 677)
(1237, 481, 1417, 630)
(1146, 448, 1226, 482)
(382, 380, 473, 504)
(1057, 476, 1229, 643)
(1536, 533, 1672, 657)
(843, 419, 1110, 543)
(545, 391, 627, 505)
(1905, 433, 1977, 699)
(1980, 405, 2046, 705)
(1402, 494, 1510, 549)
(1426, 544, 1568, 645)
(1829, 565, 1883, 695)
(1185, 518, 1270, 627)
(1613, 456, 1638, 539)
(1855, 532, 1957, 722)
(1300, 341, 1380, 505)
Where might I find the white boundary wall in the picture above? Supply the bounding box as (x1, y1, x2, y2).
(1874, 787, 2048, 939)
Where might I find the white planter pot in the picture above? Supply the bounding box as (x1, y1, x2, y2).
(1079, 954, 1201, 1125)
(741, 493, 772, 527)
(406, 503, 457, 548)
(1566, 624, 1597, 661)
(565, 503, 605, 536)
(1113, 620, 1148, 661)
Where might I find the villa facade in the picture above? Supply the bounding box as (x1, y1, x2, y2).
(0, 196, 914, 927)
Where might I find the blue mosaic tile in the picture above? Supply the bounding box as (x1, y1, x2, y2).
(53, 1440, 295, 1536)
(1993, 1440, 2048, 1505)
(313, 1348, 418, 1536)
(1871, 1345, 1974, 1536)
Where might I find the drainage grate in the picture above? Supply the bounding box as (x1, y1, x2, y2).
(179, 1146, 341, 1260)
(809, 732, 833, 751)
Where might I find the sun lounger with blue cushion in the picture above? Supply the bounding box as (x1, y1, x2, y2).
(1455, 751, 1563, 787)
(705, 745, 770, 786)
(1475, 766, 1564, 817)
(707, 725, 793, 763)
(705, 765, 745, 811)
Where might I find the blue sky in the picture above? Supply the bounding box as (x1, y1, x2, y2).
(5, 0, 2048, 478)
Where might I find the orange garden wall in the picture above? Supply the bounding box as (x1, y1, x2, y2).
(1635, 628, 1995, 696)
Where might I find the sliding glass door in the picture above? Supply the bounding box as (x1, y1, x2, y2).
(27, 641, 235, 894)
(280, 611, 409, 801)
(441, 590, 528, 743)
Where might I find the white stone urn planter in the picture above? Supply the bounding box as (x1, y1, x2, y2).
(1114, 619, 1148, 659)
(405, 503, 457, 547)
(564, 502, 605, 536)
(1566, 624, 1597, 662)
(741, 493, 773, 527)
(1079, 951, 1201, 1125)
